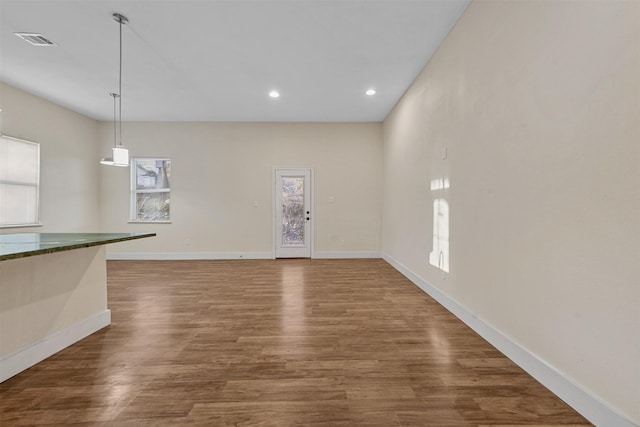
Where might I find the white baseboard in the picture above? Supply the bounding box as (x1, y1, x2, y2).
(107, 252, 273, 260)
(382, 253, 637, 427)
(314, 251, 381, 259)
(108, 251, 382, 260)
(0, 310, 111, 383)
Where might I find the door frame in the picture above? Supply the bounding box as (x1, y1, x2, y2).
(272, 167, 315, 259)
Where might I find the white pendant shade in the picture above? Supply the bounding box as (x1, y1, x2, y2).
(112, 146, 129, 166)
(101, 146, 129, 167)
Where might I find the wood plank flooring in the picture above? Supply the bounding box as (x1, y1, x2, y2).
(0, 259, 591, 426)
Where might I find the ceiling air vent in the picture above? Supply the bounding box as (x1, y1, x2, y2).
(14, 33, 57, 46)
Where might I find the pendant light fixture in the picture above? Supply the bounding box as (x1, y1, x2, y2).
(100, 93, 121, 166)
(100, 13, 129, 167)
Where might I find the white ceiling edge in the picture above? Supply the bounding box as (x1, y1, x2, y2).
(0, 0, 470, 122)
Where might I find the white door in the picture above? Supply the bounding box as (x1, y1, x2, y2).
(274, 168, 312, 258)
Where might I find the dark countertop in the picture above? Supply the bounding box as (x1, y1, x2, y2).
(0, 233, 156, 261)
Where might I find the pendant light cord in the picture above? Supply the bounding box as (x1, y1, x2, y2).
(101, 13, 128, 166)
(112, 93, 118, 148)
(118, 15, 123, 147)
(112, 13, 127, 147)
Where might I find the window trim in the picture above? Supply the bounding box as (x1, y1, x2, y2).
(0, 135, 41, 228)
(130, 157, 171, 223)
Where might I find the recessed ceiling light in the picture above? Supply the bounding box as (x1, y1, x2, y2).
(269, 90, 280, 98)
(365, 89, 376, 96)
(14, 32, 56, 46)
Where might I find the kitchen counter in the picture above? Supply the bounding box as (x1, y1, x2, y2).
(0, 232, 155, 382)
(0, 232, 156, 261)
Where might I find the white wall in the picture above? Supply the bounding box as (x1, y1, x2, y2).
(382, 1, 639, 424)
(99, 122, 382, 257)
(0, 82, 101, 233)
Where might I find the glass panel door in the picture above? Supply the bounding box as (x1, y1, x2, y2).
(274, 168, 312, 258)
(281, 176, 305, 247)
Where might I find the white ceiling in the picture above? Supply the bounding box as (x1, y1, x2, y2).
(0, 0, 469, 122)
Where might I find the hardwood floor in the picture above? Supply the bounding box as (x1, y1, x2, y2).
(0, 259, 591, 426)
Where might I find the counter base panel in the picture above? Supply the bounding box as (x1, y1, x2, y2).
(0, 246, 111, 382)
(0, 310, 110, 382)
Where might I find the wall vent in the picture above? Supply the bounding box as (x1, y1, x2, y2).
(14, 33, 57, 46)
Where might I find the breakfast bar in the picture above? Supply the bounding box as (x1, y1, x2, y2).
(0, 232, 155, 382)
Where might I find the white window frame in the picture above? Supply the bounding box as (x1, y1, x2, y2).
(130, 157, 171, 223)
(0, 135, 41, 228)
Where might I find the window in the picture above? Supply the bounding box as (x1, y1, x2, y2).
(0, 135, 40, 227)
(131, 158, 171, 222)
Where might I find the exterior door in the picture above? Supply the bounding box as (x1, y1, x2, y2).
(274, 168, 312, 258)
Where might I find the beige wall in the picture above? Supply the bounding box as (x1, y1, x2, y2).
(0, 83, 382, 254)
(382, 0, 639, 423)
(99, 122, 383, 256)
(0, 83, 101, 233)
